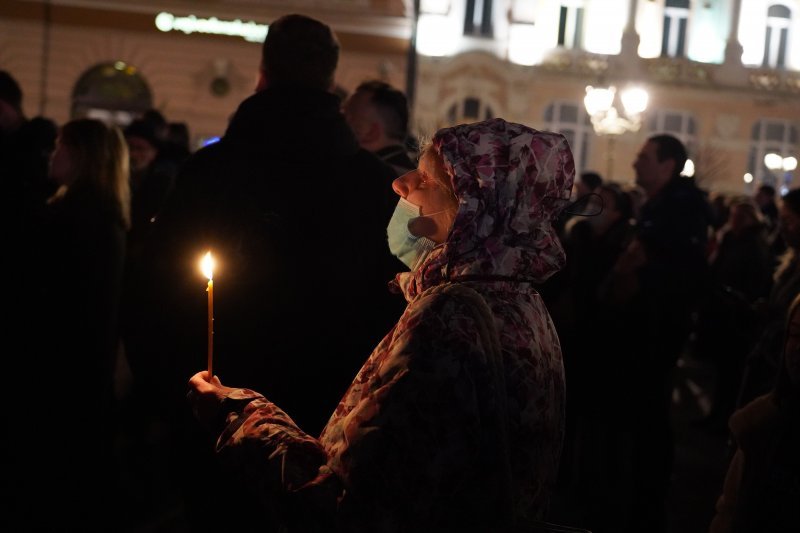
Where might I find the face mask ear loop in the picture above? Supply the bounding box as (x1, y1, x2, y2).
(557, 191, 605, 219)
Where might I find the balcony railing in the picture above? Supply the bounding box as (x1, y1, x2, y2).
(529, 47, 800, 96)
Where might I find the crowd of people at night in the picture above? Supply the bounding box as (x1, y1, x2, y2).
(2, 12, 798, 533)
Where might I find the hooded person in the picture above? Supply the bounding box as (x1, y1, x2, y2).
(188, 118, 575, 532)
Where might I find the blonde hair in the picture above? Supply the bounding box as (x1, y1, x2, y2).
(418, 140, 458, 226)
(59, 119, 131, 229)
(417, 140, 452, 190)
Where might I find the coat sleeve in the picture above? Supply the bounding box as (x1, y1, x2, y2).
(212, 288, 510, 532)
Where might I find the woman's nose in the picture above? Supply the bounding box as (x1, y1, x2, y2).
(392, 169, 420, 198)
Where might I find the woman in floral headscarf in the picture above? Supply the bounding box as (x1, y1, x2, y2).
(188, 118, 575, 532)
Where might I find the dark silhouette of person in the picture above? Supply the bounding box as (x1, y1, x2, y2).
(737, 187, 800, 410)
(0, 70, 58, 215)
(612, 134, 712, 533)
(14, 119, 131, 529)
(124, 13, 404, 530)
(342, 79, 416, 177)
(551, 183, 639, 533)
(694, 199, 773, 430)
(710, 292, 800, 533)
(755, 184, 781, 255)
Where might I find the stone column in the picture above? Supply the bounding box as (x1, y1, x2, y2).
(718, 0, 746, 86)
(723, 0, 743, 66)
(618, 0, 643, 78)
(620, 0, 640, 58)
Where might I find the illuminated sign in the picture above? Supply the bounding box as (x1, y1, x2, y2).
(155, 12, 268, 43)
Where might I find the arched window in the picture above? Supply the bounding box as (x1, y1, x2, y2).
(748, 118, 798, 190)
(648, 109, 697, 153)
(764, 4, 792, 68)
(71, 62, 152, 126)
(558, 1, 585, 50)
(446, 97, 494, 125)
(464, 0, 494, 37)
(662, 0, 690, 58)
(544, 101, 591, 173)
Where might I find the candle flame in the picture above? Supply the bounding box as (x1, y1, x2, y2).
(201, 251, 214, 280)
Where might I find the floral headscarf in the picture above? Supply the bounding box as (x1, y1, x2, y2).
(398, 118, 575, 300)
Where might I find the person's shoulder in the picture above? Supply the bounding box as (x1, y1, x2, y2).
(410, 283, 492, 327)
(669, 177, 706, 200)
(729, 393, 780, 445)
(175, 139, 239, 182)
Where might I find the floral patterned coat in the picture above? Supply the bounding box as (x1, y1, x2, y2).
(211, 119, 575, 532)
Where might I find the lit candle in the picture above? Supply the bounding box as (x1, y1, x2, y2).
(201, 251, 215, 380)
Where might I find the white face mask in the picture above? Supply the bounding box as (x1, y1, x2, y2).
(386, 197, 444, 270)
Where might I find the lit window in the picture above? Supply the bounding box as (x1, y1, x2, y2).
(446, 98, 494, 125)
(648, 109, 697, 153)
(748, 118, 798, 187)
(464, 0, 493, 37)
(764, 4, 791, 69)
(544, 101, 592, 174)
(558, 3, 585, 49)
(661, 0, 690, 58)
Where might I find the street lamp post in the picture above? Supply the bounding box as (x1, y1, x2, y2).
(584, 85, 648, 179)
(764, 152, 798, 195)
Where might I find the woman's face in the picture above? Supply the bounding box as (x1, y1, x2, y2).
(49, 137, 74, 186)
(392, 149, 457, 244)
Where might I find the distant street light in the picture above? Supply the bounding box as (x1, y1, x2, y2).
(682, 158, 695, 178)
(764, 152, 797, 195)
(584, 85, 649, 178)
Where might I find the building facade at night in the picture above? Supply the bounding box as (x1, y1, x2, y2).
(3, 0, 800, 192)
(0, 1, 412, 149)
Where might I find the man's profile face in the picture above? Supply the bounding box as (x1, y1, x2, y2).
(342, 90, 376, 147)
(127, 135, 158, 172)
(633, 141, 672, 191)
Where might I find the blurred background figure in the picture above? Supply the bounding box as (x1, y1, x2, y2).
(556, 171, 604, 244)
(15, 118, 130, 529)
(3, 72, 59, 509)
(0, 70, 58, 223)
(123, 118, 179, 259)
(550, 182, 639, 533)
(709, 292, 800, 533)
(737, 187, 800, 410)
(573, 170, 603, 200)
(163, 121, 192, 164)
(693, 198, 773, 431)
(611, 134, 712, 533)
(343, 79, 416, 176)
(754, 184, 781, 254)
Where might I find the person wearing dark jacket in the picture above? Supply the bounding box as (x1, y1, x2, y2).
(342, 79, 416, 177)
(123, 14, 404, 530)
(14, 119, 130, 530)
(611, 134, 712, 533)
(709, 292, 800, 533)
